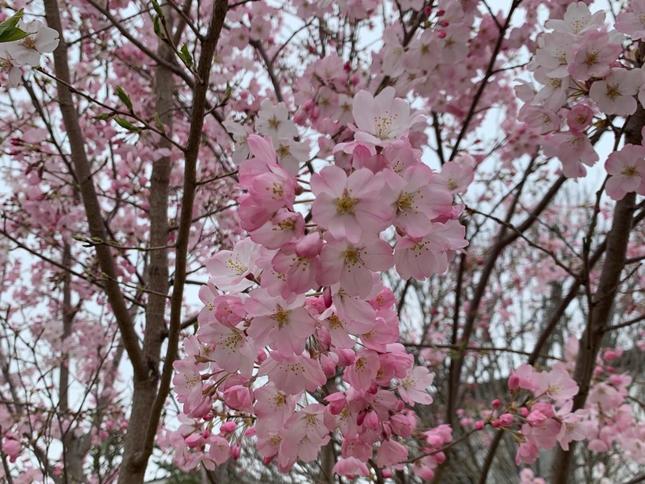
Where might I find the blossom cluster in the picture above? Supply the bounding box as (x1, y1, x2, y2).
(166, 88, 473, 476)
(506, 363, 589, 464)
(0, 17, 58, 86)
(520, 1, 645, 197)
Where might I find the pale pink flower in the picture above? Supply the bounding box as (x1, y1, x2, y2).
(352, 87, 422, 145)
(542, 131, 599, 178)
(545, 2, 605, 35)
(249, 209, 305, 249)
(205, 238, 263, 292)
(394, 220, 468, 279)
(567, 31, 620, 80)
(518, 106, 561, 134)
(254, 382, 296, 424)
(333, 457, 370, 478)
(555, 402, 590, 451)
(238, 135, 297, 230)
(258, 352, 327, 394)
(605, 144, 645, 200)
(198, 321, 255, 375)
(436, 155, 476, 194)
(375, 439, 408, 467)
(198, 285, 245, 327)
(398, 366, 434, 405)
(508, 363, 540, 393)
(256, 99, 298, 141)
(615, 0, 645, 40)
(535, 363, 579, 403)
(173, 359, 206, 415)
(344, 349, 380, 390)
(567, 103, 594, 133)
(319, 236, 393, 297)
(318, 307, 371, 349)
(4, 20, 59, 67)
(589, 68, 641, 116)
(533, 32, 576, 79)
(271, 233, 323, 296)
(222, 385, 253, 412)
(311, 166, 394, 243)
(246, 290, 316, 355)
(382, 166, 453, 237)
(280, 404, 332, 463)
(333, 288, 379, 331)
(207, 436, 230, 467)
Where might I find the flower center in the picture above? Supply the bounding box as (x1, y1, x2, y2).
(273, 392, 287, 407)
(277, 144, 291, 158)
(605, 83, 621, 100)
(622, 165, 638, 177)
(328, 313, 344, 329)
(374, 113, 395, 138)
(335, 190, 358, 215)
(225, 257, 247, 275)
(22, 37, 37, 50)
(396, 192, 415, 213)
(223, 331, 243, 350)
(343, 247, 363, 266)
(277, 217, 296, 231)
(272, 307, 290, 328)
(268, 115, 281, 130)
(270, 182, 284, 199)
(584, 50, 598, 67)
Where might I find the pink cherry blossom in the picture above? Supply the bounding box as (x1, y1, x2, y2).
(398, 366, 434, 405)
(394, 220, 468, 279)
(205, 238, 263, 292)
(615, 0, 645, 39)
(198, 320, 256, 376)
(311, 166, 393, 243)
(382, 166, 453, 237)
(605, 144, 645, 200)
(352, 87, 423, 145)
(319, 236, 393, 297)
(589, 68, 641, 116)
(258, 352, 327, 394)
(333, 457, 370, 477)
(246, 290, 316, 354)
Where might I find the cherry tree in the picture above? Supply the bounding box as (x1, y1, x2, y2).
(0, 0, 643, 483)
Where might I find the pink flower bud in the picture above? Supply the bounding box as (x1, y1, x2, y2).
(230, 444, 241, 460)
(527, 410, 547, 427)
(220, 421, 237, 435)
(337, 348, 356, 366)
(499, 413, 514, 427)
(325, 392, 347, 415)
(364, 410, 380, 430)
(185, 433, 205, 448)
(508, 374, 520, 391)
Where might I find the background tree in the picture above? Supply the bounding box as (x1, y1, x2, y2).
(0, 0, 642, 483)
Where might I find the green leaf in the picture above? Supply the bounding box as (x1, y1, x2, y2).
(153, 15, 165, 39)
(0, 28, 28, 43)
(95, 112, 114, 121)
(114, 117, 141, 133)
(178, 44, 193, 68)
(0, 9, 29, 43)
(151, 0, 163, 18)
(114, 85, 133, 112)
